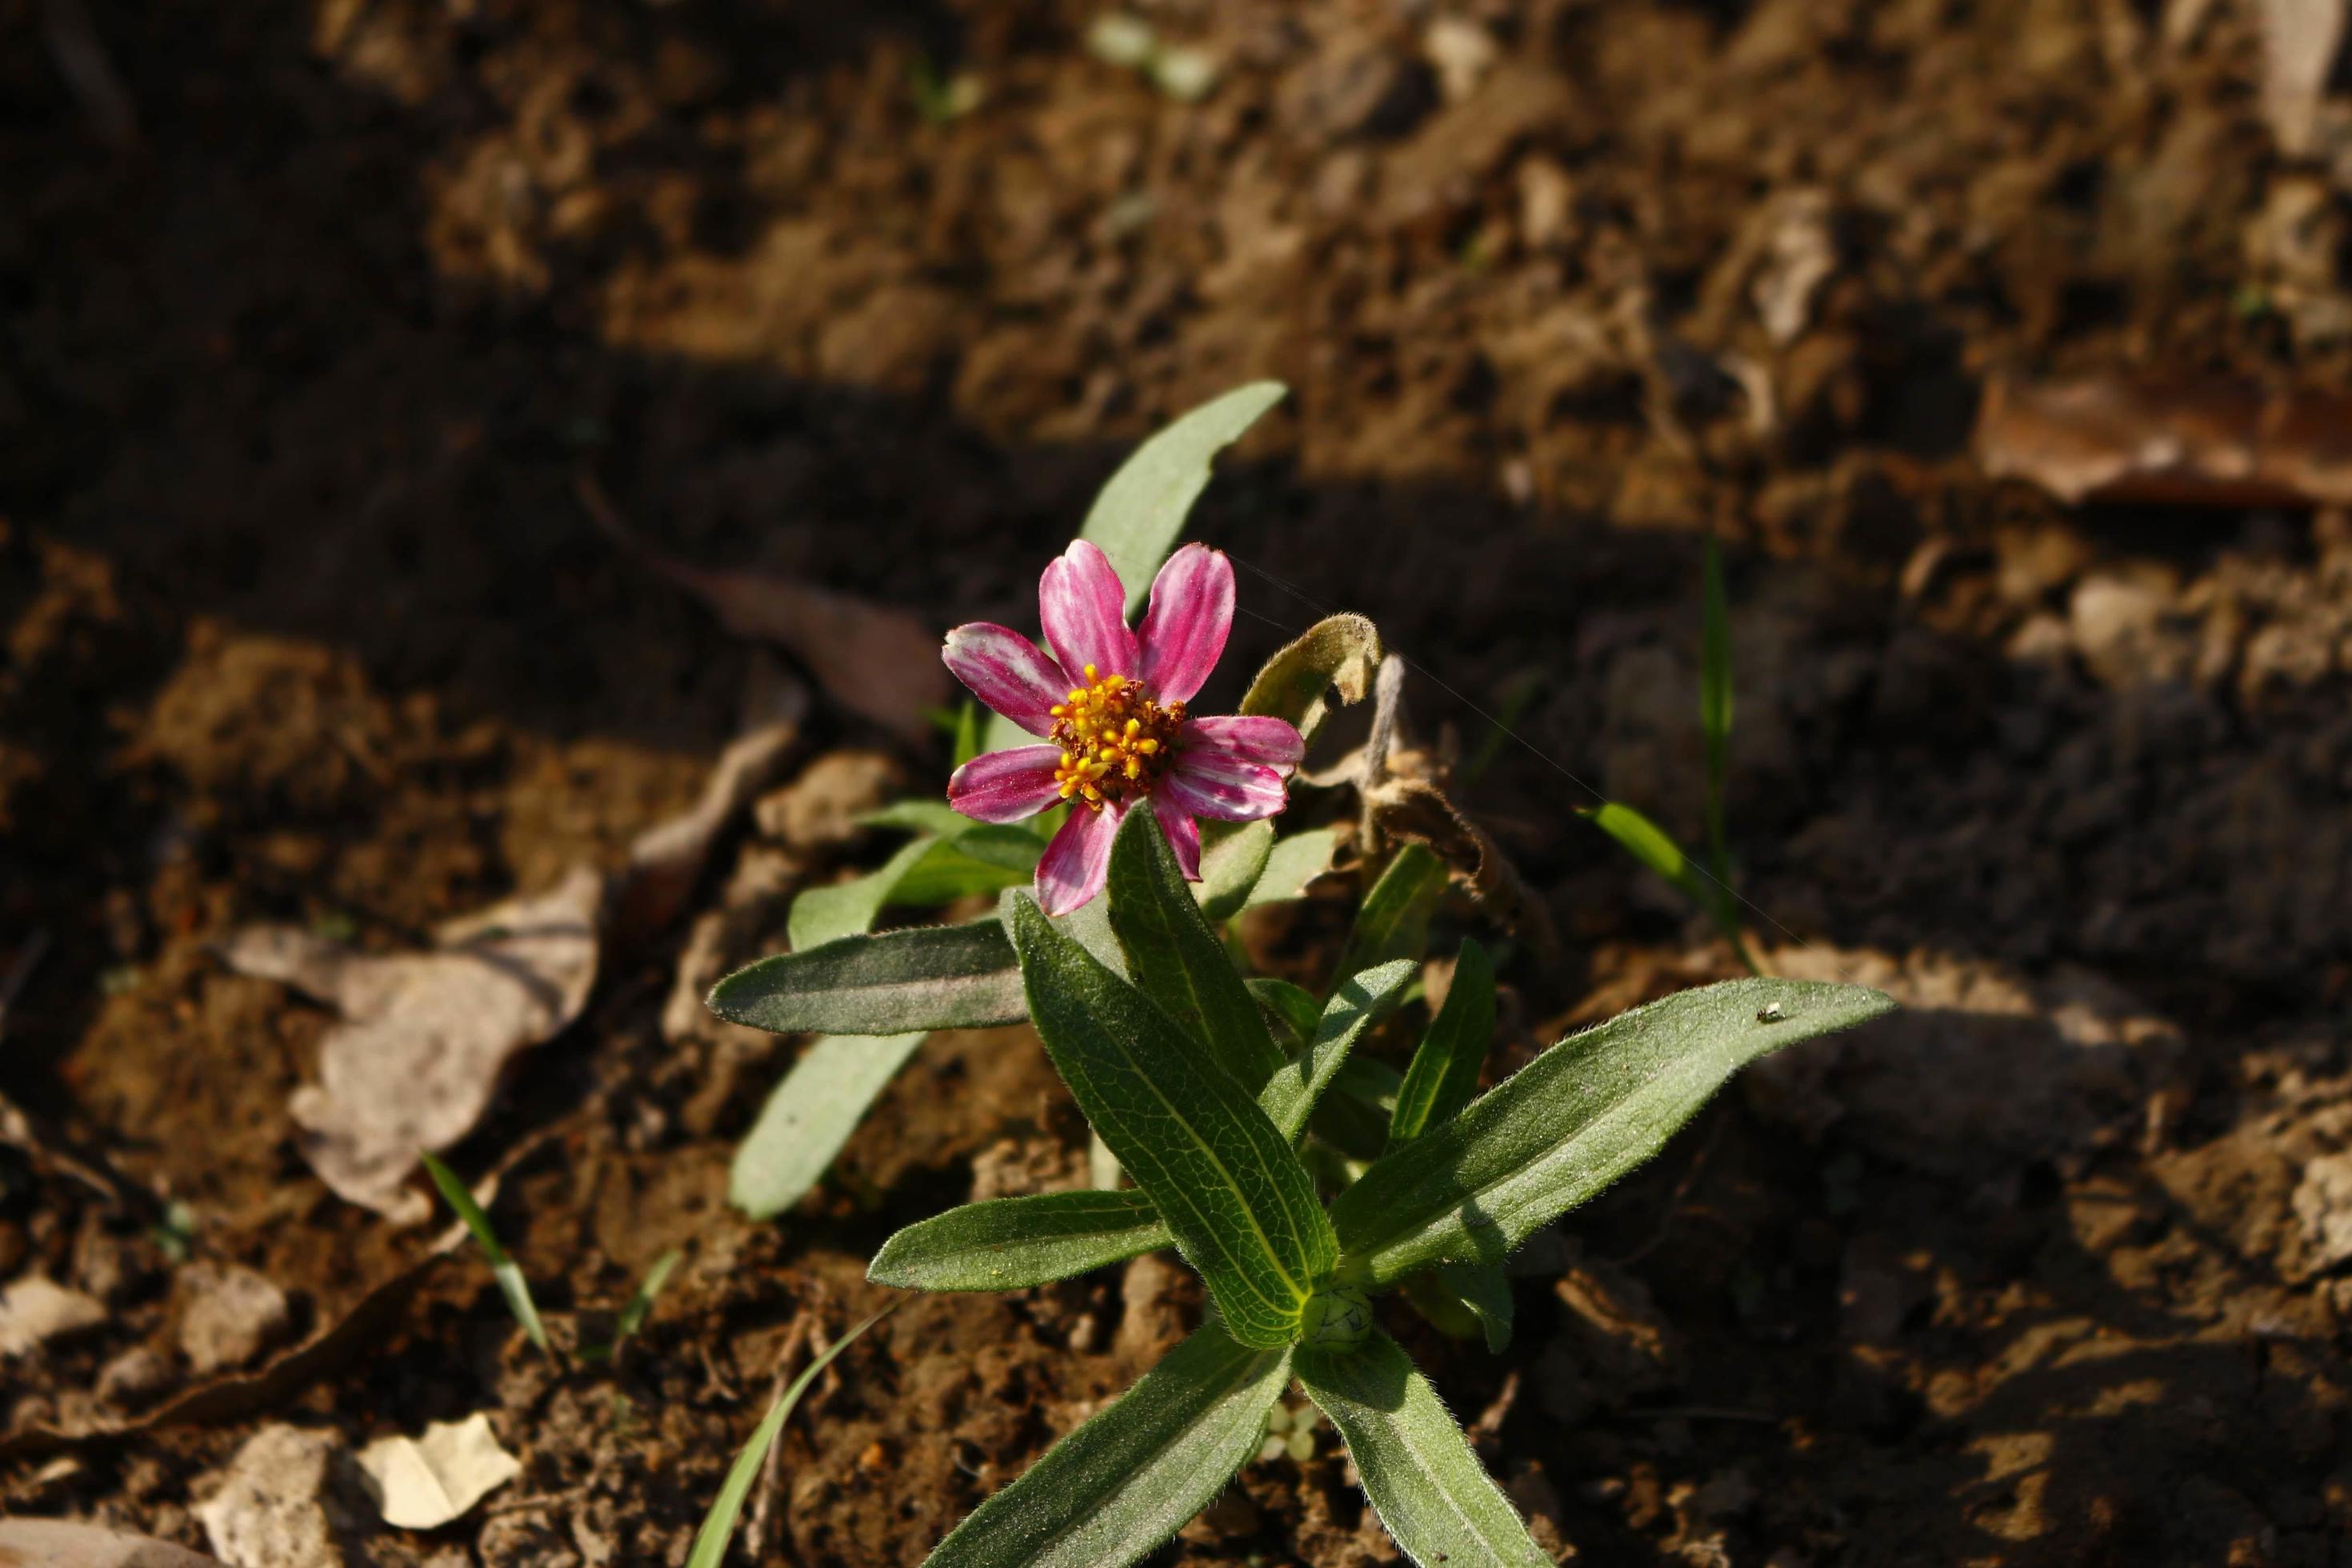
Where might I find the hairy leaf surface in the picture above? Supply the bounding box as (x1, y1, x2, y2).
(870, 1189, 1170, 1291)
(707, 920, 1025, 1035)
(1331, 978, 1897, 1283)
(1260, 959, 1414, 1142)
(1007, 894, 1334, 1346)
(922, 1322, 1291, 1568)
(1107, 810, 1284, 1090)
(731, 1033, 929, 1219)
(1296, 1332, 1551, 1568)
(1387, 938, 1494, 1148)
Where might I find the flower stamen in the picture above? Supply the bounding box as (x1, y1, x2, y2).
(1050, 669, 1185, 810)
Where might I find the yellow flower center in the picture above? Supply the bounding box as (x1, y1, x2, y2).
(1048, 665, 1186, 810)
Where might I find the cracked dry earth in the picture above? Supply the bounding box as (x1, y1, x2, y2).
(5, 0, 2352, 1563)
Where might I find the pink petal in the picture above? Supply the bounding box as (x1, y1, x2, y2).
(942, 623, 1069, 737)
(1182, 714, 1304, 771)
(1038, 541, 1138, 683)
(1036, 802, 1123, 915)
(1134, 544, 1234, 705)
(1151, 794, 1202, 880)
(1162, 748, 1290, 822)
(947, 746, 1066, 824)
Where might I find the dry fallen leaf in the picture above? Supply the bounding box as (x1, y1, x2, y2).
(614, 679, 806, 941)
(0, 1518, 219, 1566)
(2258, 0, 2348, 155)
(0, 1275, 107, 1358)
(1977, 374, 2352, 507)
(220, 867, 603, 1221)
(578, 475, 948, 740)
(354, 1412, 522, 1530)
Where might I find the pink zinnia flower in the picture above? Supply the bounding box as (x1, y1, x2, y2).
(942, 541, 1305, 916)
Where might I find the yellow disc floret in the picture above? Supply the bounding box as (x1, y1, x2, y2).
(1048, 664, 1186, 811)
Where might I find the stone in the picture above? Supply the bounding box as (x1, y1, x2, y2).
(96, 1343, 178, 1409)
(178, 1262, 293, 1375)
(2292, 1151, 2352, 1273)
(0, 1274, 107, 1357)
(196, 1424, 374, 1568)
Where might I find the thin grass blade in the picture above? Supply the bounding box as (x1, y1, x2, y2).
(685, 1305, 898, 1568)
(420, 1151, 548, 1353)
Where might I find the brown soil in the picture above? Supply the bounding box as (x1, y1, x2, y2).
(5, 0, 2351, 1562)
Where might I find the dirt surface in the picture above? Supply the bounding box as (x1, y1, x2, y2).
(6, 0, 2352, 1562)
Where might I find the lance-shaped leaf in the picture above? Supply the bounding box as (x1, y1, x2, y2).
(1581, 800, 1712, 909)
(1246, 977, 1322, 1047)
(1260, 959, 1414, 1141)
(1106, 809, 1284, 1090)
(1439, 1262, 1514, 1353)
(1330, 978, 1897, 1285)
(887, 826, 1046, 907)
(1082, 381, 1287, 617)
(870, 1189, 1170, 1292)
(1296, 1332, 1552, 1568)
(922, 1321, 1291, 1568)
(707, 919, 1026, 1036)
(731, 1033, 929, 1219)
(1387, 938, 1495, 1148)
(1336, 843, 1449, 981)
(1240, 613, 1381, 749)
(1006, 894, 1336, 1347)
(1193, 820, 1274, 920)
(1246, 826, 1342, 909)
(789, 838, 938, 952)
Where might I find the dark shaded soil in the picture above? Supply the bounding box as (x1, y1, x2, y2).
(5, 0, 2351, 1562)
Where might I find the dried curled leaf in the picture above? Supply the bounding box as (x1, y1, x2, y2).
(1977, 374, 2352, 509)
(0, 1518, 222, 1565)
(222, 868, 603, 1221)
(355, 1413, 522, 1529)
(580, 475, 947, 739)
(1239, 614, 1382, 750)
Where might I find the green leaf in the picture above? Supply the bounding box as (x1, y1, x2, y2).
(709, 919, 1026, 1036)
(1261, 959, 1414, 1142)
(419, 1152, 549, 1353)
(1700, 530, 1733, 842)
(1194, 820, 1274, 921)
(686, 1305, 896, 1568)
(1295, 1332, 1551, 1568)
(1580, 800, 1708, 904)
(1081, 382, 1287, 617)
(863, 799, 973, 838)
(954, 698, 985, 769)
(1313, 1054, 1404, 1163)
(1238, 614, 1381, 750)
(1330, 978, 1898, 1285)
(1337, 844, 1449, 982)
(730, 1033, 930, 1219)
(887, 827, 1044, 906)
(1245, 827, 1342, 910)
(1387, 939, 1494, 1149)
(1246, 977, 1322, 1047)
(922, 1321, 1291, 1568)
(614, 1250, 682, 1347)
(1006, 894, 1336, 1348)
(870, 1189, 1170, 1291)
(789, 837, 941, 952)
(1106, 809, 1284, 1091)
(1438, 1262, 1513, 1353)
